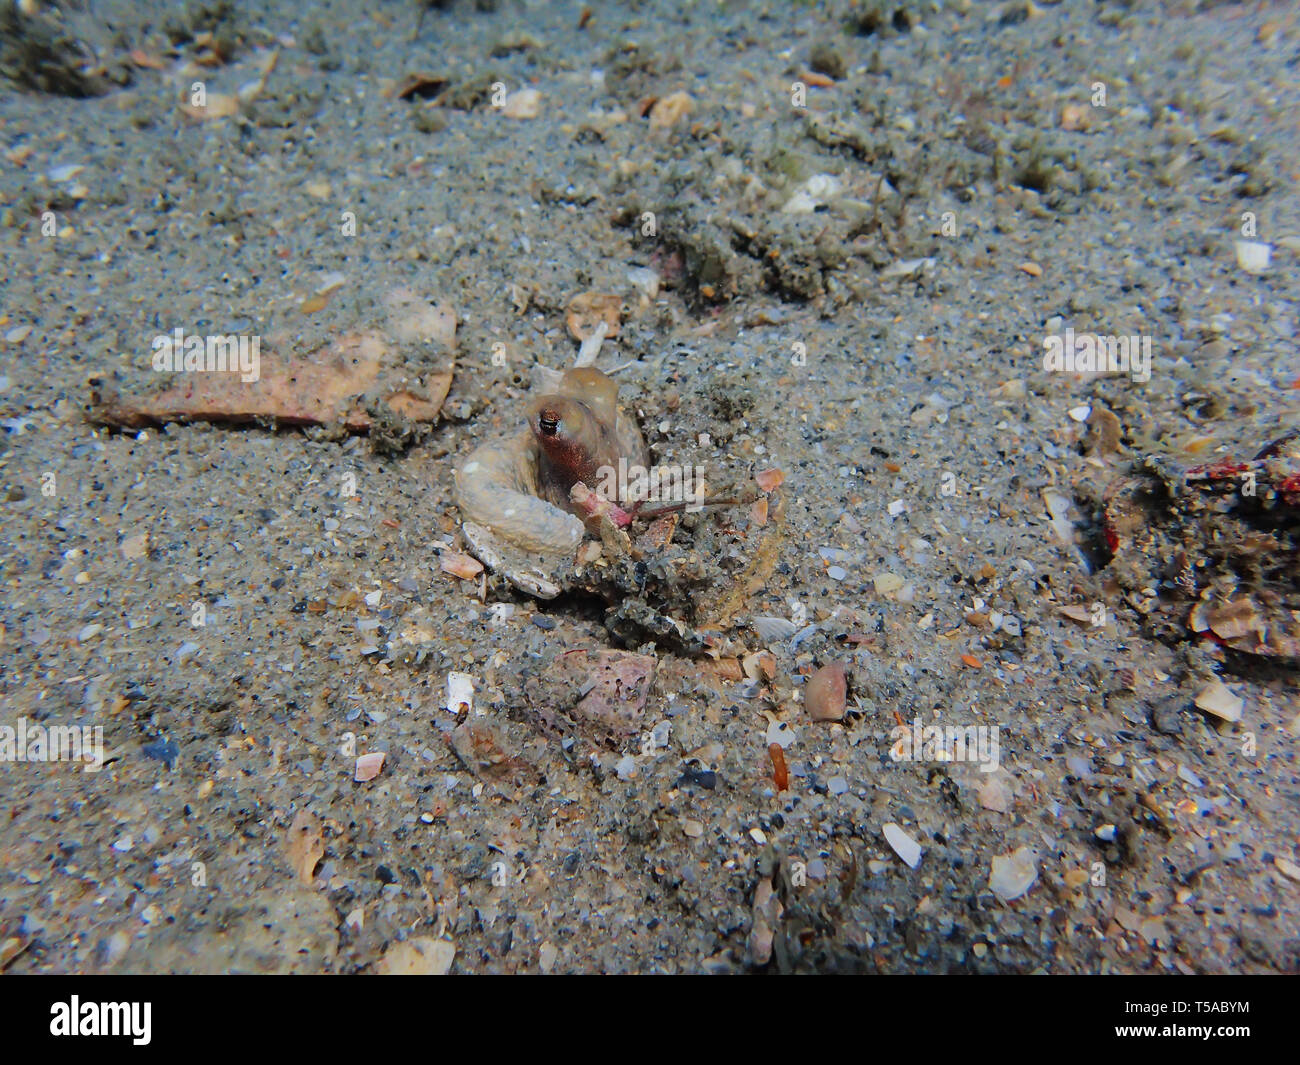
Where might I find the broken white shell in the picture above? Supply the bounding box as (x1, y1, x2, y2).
(1194, 678, 1244, 723)
(882, 822, 922, 869)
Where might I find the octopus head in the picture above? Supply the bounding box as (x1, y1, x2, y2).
(529, 395, 601, 490)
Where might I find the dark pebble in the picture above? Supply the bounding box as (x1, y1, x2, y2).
(677, 767, 716, 789)
(531, 615, 556, 631)
(141, 737, 179, 769)
(1149, 696, 1185, 735)
(809, 41, 846, 81)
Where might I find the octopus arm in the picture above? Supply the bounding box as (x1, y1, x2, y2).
(453, 429, 585, 554)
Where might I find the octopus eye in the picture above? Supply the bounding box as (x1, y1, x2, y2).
(538, 410, 560, 436)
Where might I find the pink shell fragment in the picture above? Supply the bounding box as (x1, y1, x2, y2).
(354, 752, 386, 782)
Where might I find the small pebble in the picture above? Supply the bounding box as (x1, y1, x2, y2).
(805, 662, 847, 722)
(502, 88, 542, 119)
(627, 266, 660, 300)
(809, 41, 846, 80)
(978, 774, 1011, 813)
(990, 847, 1039, 901)
(677, 767, 716, 789)
(648, 91, 693, 127)
(874, 572, 905, 595)
(1235, 240, 1271, 275)
(102, 932, 130, 966)
(120, 532, 149, 559)
(141, 738, 179, 769)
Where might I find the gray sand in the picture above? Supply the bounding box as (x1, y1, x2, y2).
(0, 0, 1297, 973)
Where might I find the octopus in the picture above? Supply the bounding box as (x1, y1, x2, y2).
(453, 366, 648, 598)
